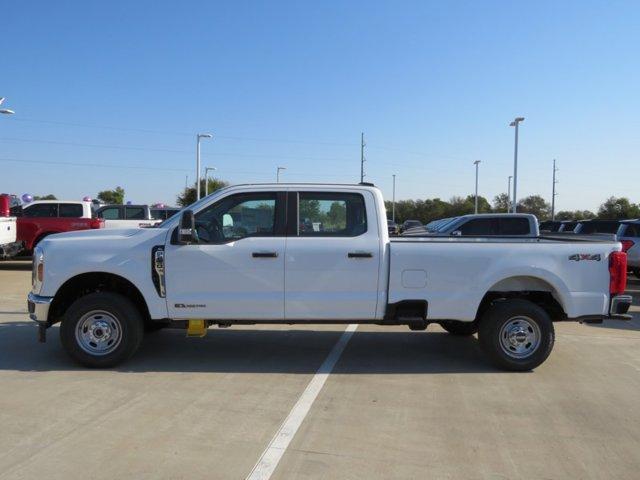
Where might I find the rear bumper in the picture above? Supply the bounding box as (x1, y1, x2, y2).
(609, 294, 632, 319)
(27, 292, 53, 324)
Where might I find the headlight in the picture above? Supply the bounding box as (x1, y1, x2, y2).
(32, 247, 44, 292)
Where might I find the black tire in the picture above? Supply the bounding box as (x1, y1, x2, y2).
(60, 292, 144, 368)
(440, 320, 478, 336)
(478, 299, 555, 371)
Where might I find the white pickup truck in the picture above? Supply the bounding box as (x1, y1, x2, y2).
(28, 183, 632, 371)
(94, 204, 162, 229)
(0, 194, 21, 259)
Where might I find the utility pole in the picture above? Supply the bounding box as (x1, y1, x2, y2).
(507, 175, 513, 213)
(473, 160, 481, 214)
(392, 174, 396, 223)
(204, 167, 217, 196)
(360, 132, 366, 183)
(551, 159, 558, 220)
(509, 117, 525, 213)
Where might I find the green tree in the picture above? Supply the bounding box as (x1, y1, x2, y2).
(326, 201, 347, 228)
(517, 195, 551, 220)
(493, 193, 511, 213)
(597, 197, 640, 219)
(33, 194, 57, 200)
(97, 187, 125, 205)
(177, 178, 230, 207)
(556, 210, 596, 221)
(464, 195, 491, 213)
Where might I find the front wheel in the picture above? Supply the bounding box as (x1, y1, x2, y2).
(478, 299, 554, 371)
(60, 292, 144, 368)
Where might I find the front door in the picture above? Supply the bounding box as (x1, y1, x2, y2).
(284, 190, 381, 320)
(165, 191, 286, 320)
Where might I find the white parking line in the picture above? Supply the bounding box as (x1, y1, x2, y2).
(246, 324, 358, 480)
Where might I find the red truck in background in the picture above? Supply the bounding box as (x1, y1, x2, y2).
(14, 200, 104, 254)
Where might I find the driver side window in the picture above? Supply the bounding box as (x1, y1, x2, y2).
(194, 193, 278, 244)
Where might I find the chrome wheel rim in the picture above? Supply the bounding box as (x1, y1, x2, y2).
(75, 310, 122, 356)
(499, 316, 541, 359)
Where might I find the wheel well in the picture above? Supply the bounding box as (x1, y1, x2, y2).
(477, 276, 567, 322)
(48, 272, 150, 325)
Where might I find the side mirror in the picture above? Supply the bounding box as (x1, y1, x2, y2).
(178, 210, 197, 244)
(451, 230, 462, 236)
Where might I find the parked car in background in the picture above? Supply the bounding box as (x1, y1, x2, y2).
(17, 200, 103, 253)
(558, 221, 579, 232)
(539, 220, 563, 232)
(617, 220, 640, 278)
(404, 214, 539, 237)
(387, 219, 399, 235)
(0, 194, 22, 259)
(151, 206, 180, 221)
(400, 219, 422, 233)
(574, 219, 621, 235)
(94, 204, 162, 229)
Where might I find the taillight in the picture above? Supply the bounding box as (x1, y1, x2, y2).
(621, 240, 634, 253)
(90, 218, 104, 229)
(609, 251, 627, 295)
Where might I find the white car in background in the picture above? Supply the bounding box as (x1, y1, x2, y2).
(94, 204, 162, 229)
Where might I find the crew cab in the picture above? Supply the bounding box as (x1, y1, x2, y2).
(27, 184, 631, 371)
(0, 194, 22, 259)
(17, 200, 103, 253)
(94, 204, 162, 229)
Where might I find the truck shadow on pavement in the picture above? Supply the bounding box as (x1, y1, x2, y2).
(0, 322, 501, 374)
(0, 260, 32, 271)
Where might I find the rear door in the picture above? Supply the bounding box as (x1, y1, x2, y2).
(284, 190, 380, 320)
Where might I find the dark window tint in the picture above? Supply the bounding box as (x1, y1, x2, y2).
(561, 222, 577, 232)
(58, 203, 84, 218)
(539, 221, 560, 232)
(195, 192, 278, 243)
(125, 206, 145, 220)
(22, 203, 58, 218)
(151, 209, 164, 220)
(621, 223, 640, 237)
(459, 218, 497, 235)
(297, 192, 367, 237)
(98, 207, 121, 220)
(579, 221, 620, 234)
(498, 218, 530, 235)
(165, 209, 179, 218)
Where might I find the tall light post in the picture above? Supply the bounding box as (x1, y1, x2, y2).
(392, 174, 396, 223)
(509, 117, 524, 213)
(473, 160, 481, 214)
(0, 97, 15, 115)
(507, 175, 513, 212)
(551, 159, 558, 221)
(196, 133, 213, 200)
(204, 166, 217, 196)
(277, 166, 286, 183)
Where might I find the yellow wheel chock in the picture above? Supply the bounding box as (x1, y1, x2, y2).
(187, 319, 208, 337)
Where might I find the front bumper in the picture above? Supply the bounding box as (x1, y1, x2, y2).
(27, 292, 53, 323)
(0, 241, 23, 259)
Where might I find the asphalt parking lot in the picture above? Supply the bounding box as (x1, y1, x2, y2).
(1, 260, 639, 479)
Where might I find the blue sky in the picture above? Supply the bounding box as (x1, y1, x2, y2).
(2, 1, 639, 211)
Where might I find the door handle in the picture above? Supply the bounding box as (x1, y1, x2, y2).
(252, 251, 279, 258)
(348, 252, 373, 258)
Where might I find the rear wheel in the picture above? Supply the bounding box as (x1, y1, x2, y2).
(439, 320, 478, 336)
(60, 292, 144, 368)
(478, 299, 554, 371)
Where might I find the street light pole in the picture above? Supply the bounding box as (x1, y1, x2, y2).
(473, 160, 481, 214)
(277, 166, 286, 183)
(196, 133, 213, 201)
(507, 175, 513, 212)
(509, 117, 524, 213)
(392, 174, 396, 223)
(551, 159, 558, 221)
(204, 167, 217, 196)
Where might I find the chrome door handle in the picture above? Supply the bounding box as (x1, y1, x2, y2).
(252, 252, 279, 258)
(348, 252, 373, 258)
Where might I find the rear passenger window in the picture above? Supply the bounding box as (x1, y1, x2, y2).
(98, 207, 121, 220)
(297, 192, 367, 237)
(459, 219, 496, 235)
(125, 206, 145, 219)
(58, 204, 84, 218)
(498, 218, 530, 235)
(22, 203, 58, 217)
